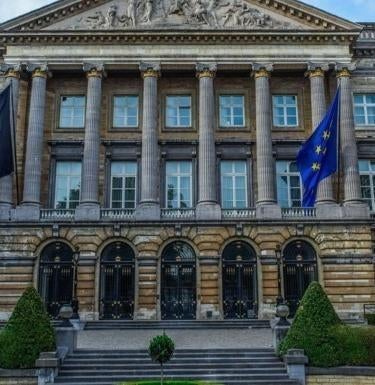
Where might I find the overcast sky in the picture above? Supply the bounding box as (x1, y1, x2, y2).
(0, 0, 374, 24)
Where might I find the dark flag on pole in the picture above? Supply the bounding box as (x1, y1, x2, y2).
(0, 85, 14, 178)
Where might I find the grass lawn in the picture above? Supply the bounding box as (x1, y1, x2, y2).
(119, 382, 223, 385)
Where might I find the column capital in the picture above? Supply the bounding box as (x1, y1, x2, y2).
(196, 63, 217, 78)
(306, 62, 329, 78)
(252, 63, 273, 78)
(335, 63, 356, 78)
(83, 63, 105, 78)
(139, 62, 161, 78)
(0, 64, 22, 79)
(26, 63, 49, 79)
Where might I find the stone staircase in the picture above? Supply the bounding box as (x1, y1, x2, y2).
(54, 348, 299, 385)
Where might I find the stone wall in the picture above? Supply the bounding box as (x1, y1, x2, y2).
(308, 375, 375, 385)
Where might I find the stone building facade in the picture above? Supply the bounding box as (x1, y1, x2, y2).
(0, 0, 374, 321)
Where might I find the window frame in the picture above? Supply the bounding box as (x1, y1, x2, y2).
(219, 94, 246, 129)
(276, 160, 303, 208)
(164, 95, 193, 129)
(58, 95, 86, 130)
(109, 161, 138, 209)
(165, 160, 193, 209)
(359, 160, 375, 211)
(220, 160, 248, 209)
(112, 94, 140, 130)
(353, 93, 375, 128)
(272, 95, 299, 128)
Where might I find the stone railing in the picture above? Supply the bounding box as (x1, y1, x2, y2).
(161, 208, 196, 220)
(101, 209, 136, 221)
(40, 209, 75, 221)
(222, 208, 256, 219)
(281, 207, 317, 218)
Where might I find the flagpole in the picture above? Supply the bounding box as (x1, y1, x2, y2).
(336, 85, 341, 204)
(9, 85, 20, 206)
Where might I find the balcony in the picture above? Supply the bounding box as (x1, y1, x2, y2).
(40, 209, 75, 221)
(222, 208, 256, 220)
(161, 208, 196, 220)
(281, 207, 317, 218)
(101, 209, 136, 221)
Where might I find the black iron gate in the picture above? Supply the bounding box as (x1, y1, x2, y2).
(38, 242, 74, 319)
(283, 241, 318, 316)
(100, 242, 135, 320)
(161, 242, 196, 320)
(222, 241, 258, 319)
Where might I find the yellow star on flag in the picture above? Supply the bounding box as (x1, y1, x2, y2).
(312, 162, 321, 171)
(323, 130, 330, 140)
(315, 145, 322, 155)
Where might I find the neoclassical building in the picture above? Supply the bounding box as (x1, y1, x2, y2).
(0, 0, 374, 321)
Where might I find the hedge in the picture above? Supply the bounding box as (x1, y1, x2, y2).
(0, 287, 56, 369)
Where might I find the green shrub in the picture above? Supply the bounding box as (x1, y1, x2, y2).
(0, 287, 56, 369)
(278, 282, 342, 367)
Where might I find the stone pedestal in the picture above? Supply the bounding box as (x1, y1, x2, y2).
(196, 202, 221, 220)
(256, 204, 282, 219)
(273, 323, 290, 353)
(14, 204, 40, 221)
(35, 351, 59, 385)
(75, 203, 100, 221)
(284, 349, 308, 385)
(136, 203, 161, 221)
(55, 326, 77, 356)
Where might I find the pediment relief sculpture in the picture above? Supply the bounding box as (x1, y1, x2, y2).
(58, 0, 304, 30)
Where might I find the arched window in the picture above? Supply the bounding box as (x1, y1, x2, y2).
(100, 242, 135, 320)
(161, 242, 196, 320)
(283, 240, 318, 316)
(38, 242, 74, 319)
(222, 241, 258, 319)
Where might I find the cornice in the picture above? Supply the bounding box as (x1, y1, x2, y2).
(0, 30, 360, 46)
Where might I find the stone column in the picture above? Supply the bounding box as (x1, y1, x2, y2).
(336, 64, 369, 218)
(16, 64, 48, 221)
(196, 63, 221, 220)
(0, 65, 21, 221)
(307, 64, 340, 218)
(136, 62, 161, 221)
(75, 63, 104, 221)
(253, 64, 281, 219)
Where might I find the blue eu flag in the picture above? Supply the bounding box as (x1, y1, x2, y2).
(0, 85, 14, 178)
(297, 88, 340, 207)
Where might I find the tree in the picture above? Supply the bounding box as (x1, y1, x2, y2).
(0, 287, 56, 369)
(148, 333, 175, 385)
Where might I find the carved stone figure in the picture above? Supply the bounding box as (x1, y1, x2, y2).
(106, 5, 118, 27)
(84, 11, 106, 29)
(142, 0, 153, 23)
(168, 0, 188, 16)
(127, 0, 137, 27)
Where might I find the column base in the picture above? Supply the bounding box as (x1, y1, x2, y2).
(256, 204, 282, 219)
(75, 202, 100, 221)
(196, 202, 221, 220)
(316, 202, 341, 219)
(341, 202, 370, 219)
(136, 202, 161, 221)
(14, 204, 40, 221)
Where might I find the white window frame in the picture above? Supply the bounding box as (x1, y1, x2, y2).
(359, 160, 375, 211)
(165, 161, 193, 208)
(219, 95, 245, 128)
(272, 95, 299, 127)
(354, 94, 375, 127)
(110, 161, 137, 209)
(59, 96, 86, 129)
(220, 160, 248, 209)
(112, 95, 139, 128)
(165, 95, 192, 128)
(276, 161, 303, 208)
(54, 161, 81, 209)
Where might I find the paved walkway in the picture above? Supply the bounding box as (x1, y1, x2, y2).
(77, 328, 273, 350)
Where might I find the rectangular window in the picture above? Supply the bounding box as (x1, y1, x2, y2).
(273, 95, 298, 127)
(166, 96, 192, 128)
(54, 161, 81, 209)
(359, 160, 375, 211)
(219, 95, 245, 127)
(110, 161, 137, 209)
(166, 161, 192, 208)
(113, 95, 139, 128)
(59, 96, 85, 129)
(220, 160, 248, 209)
(354, 94, 375, 126)
(276, 161, 302, 208)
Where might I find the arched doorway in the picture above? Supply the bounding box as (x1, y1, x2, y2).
(99, 242, 135, 320)
(38, 242, 74, 319)
(283, 240, 318, 316)
(161, 242, 196, 320)
(222, 241, 258, 319)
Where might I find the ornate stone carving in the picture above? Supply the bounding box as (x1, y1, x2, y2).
(66, 0, 300, 30)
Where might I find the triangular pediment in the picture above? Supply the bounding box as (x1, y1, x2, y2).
(0, 0, 362, 32)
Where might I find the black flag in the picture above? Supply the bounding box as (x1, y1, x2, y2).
(0, 85, 14, 178)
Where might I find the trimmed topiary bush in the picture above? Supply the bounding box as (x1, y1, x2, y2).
(278, 281, 342, 367)
(0, 287, 56, 369)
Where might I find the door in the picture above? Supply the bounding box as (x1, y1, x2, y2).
(100, 242, 135, 320)
(161, 242, 196, 320)
(222, 241, 258, 319)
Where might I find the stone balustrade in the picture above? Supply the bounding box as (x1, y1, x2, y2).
(281, 208, 317, 219)
(40, 209, 75, 221)
(161, 208, 196, 220)
(101, 209, 136, 221)
(222, 209, 256, 220)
